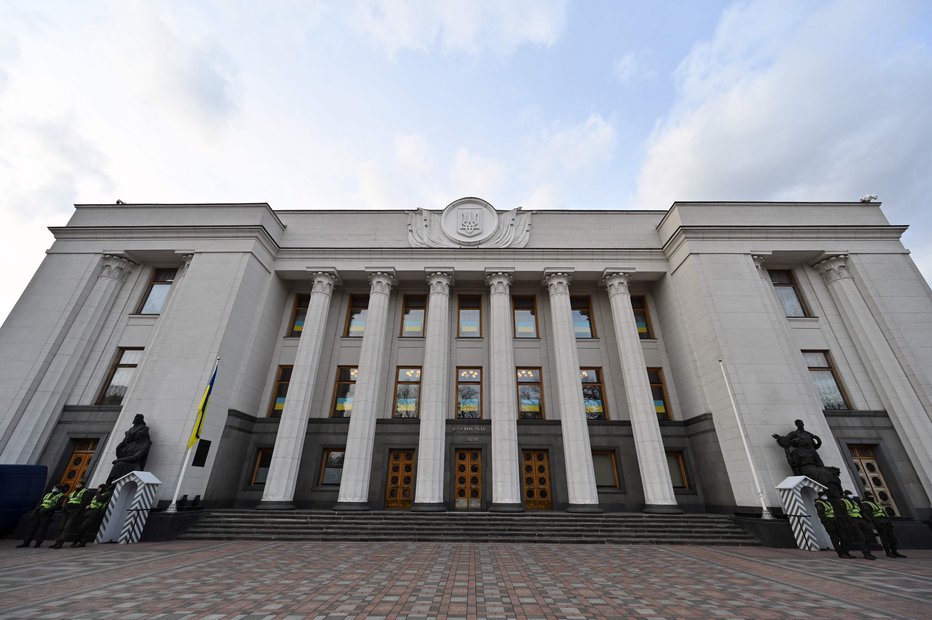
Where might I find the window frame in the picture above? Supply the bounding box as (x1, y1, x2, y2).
(768, 269, 811, 318)
(455, 366, 483, 419)
(580, 367, 608, 420)
(392, 366, 422, 419)
(287, 293, 310, 337)
(330, 366, 358, 418)
(135, 268, 178, 315)
(250, 447, 273, 486)
(399, 295, 428, 338)
(343, 294, 369, 337)
(802, 350, 851, 410)
(570, 295, 597, 339)
(591, 450, 620, 489)
(666, 450, 689, 490)
(511, 295, 539, 339)
(319, 448, 345, 486)
(267, 365, 293, 418)
(515, 367, 545, 420)
(457, 294, 483, 338)
(96, 347, 144, 406)
(647, 367, 671, 421)
(631, 295, 655, 340)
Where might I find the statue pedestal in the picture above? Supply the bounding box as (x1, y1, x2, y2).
(97, 471, 162, 544)
(775, 476, 832, 551)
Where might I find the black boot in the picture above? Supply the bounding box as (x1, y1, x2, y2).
(33, 541, 43, 548)
(863, 553, 876, 560)
(15, 541, 31, 548)
(70, 541, 80, 548)
(893, 552, 907, 558)
(76, 542, 87, 548)
(50, 541, 63, 549)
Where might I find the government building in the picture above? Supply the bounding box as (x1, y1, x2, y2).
(1, 198, 930, 524)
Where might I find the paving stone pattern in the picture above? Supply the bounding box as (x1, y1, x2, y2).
(0, 540, 929, 619)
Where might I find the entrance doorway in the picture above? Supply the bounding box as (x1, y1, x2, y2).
(58, 438, 99, 492)
(522, 449, 552, 510)
(454, 449, 482, 510)
(385, 449, 415, 509)
(849, 444, 900, 516)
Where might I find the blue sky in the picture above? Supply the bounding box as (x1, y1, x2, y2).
(1, 0, 931, 324)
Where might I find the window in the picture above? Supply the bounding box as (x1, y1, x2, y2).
(393, 367, 422, 418)
(516, 368, 544, 420)
(592, 450, 620, 488)
(288, 294, 310, 337)
(400, 295, 427, 337)
(803, 351, 849, 410)
(458, 295, 482, 338)
(97, 348, 144, 405)
(320, 449, 345, 485)
(456, 367, 482, 419)
(570, 296, 596, 338)
(849, 445, 900, 517)
(137, 268, 177, 315)
(580, 368, 607, 420)
(631, 296, 654, 339)
(768, 270, 809, 318)
(648, 367, 670, 420)
(331, 366, 358, 417)
(512, 296, 538, 338)
(344, 295, 369, 337)
(267, 365, 293, 417)
(251, 448, 273, 485)
(666, 451, 689, 489)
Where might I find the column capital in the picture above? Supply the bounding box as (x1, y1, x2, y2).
(310, 271, 339, 296)
(751, 255, 772, 281)
(601, 272, 631, 297)
(543, 271, 572, 296)
(367, 271, 396, 295)
(485, 271, 513, 295)
(426, 271, 454, 295)
(813, 255, 851, 284)
(100, 255, 135, 281)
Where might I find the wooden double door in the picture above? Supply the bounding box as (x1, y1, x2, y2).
(522, 449, 552, 510)
(385, 449, 416, 509)
(454, 449, 483, 510)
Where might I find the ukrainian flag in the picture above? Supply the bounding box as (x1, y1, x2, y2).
(188, 358, 219, 449)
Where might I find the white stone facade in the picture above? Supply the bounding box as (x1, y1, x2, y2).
(1, 198, 930, 520)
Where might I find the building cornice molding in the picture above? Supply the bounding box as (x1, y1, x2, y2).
(49, 225, 281, 257)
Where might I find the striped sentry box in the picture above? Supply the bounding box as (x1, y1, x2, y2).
(95, 471, 163, 544)
(776, 475, 827, 551)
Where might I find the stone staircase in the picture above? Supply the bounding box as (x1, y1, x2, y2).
(179, 510, 761, 545)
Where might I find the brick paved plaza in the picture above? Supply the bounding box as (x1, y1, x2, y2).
(0, 541, 930, 619)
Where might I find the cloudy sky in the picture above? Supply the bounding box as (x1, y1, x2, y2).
(1, 0, 931, 324)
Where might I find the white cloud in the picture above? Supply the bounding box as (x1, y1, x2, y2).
(349, 0, 569, 56)
(614, 49, 657, 85)
(450, 148, 506, 197)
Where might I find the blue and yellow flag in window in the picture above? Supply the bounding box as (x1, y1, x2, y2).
(188, 358, 219, 449)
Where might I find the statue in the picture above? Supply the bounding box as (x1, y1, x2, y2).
(773, 419, 842, 498)
(106, 414, 152, 483)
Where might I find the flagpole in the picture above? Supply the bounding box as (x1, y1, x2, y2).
(166, 356, 219, 513)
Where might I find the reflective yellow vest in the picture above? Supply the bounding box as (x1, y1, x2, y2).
(67, 488, 89, 505)
(40, 491, 64, 510)
(841, 498, 862, 518)
(862, 499, 886, 519)
(89, 493, 111, 510)
(815, 499, 835, 519)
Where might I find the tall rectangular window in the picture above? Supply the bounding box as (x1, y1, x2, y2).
(137, 268, 177, 315)
(251, 448, 273, 485)
(592, 450, 620, 488)
(97, 348, 144, 405)
(456, 367, 482, 419)
(331, 366, 358, 417)
(458, 295, 482, 338)
(580, 368, 607, 420)
(516, 368, 544, 419)
(570, 296, 596, 338)
(344, 295, 369, 337)
(400, 295, 427, 337)
(768, 270, 809, 318)
(666, 451, 689, 489)
(267, 365, 293, 417)
(320, 449, 344, 485)
(512, 296, 538, 338)
(288, 294, 310, 337)
(648, 367, 670, 420)
(631, 296, 654, 339)
(393, 367, 422, 418)
(803, 351, 849, 410)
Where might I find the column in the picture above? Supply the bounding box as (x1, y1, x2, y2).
(486, 271, 523, 511)
(602, 272, 680, 513)
(813, 255, 932, 503)
(543, 271, 601, 511)
(259, 271, 339, 509)
(413, 271, 454, 511)
(336, 271, 396, 509)
(2, 255, 135, 464)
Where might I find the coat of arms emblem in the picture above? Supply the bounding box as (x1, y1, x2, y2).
(457, 207, 482, 237)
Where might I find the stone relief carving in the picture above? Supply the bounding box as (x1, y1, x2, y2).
(368, 272, 396, 295)
(426, 272, 454, 296)
(544, 272, 572, 297)
(408, 198, 532, 249)
(601, 272, 631, 297)
(485, 272, 513, 295)
(813, 255, 851, 285)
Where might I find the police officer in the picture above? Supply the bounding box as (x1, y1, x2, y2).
(75, 483, 112, 547)
(815, 491, 853, 558)
(840, 490, 876, 560)
(50, 481, 94, 549)
(861, 492, 906, 558)
(16, 484, 67, 548)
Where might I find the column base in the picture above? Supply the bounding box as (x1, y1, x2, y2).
(411, 502, 447, 512)
(643, 503, 683, 514)
(333, 501, 371, 512)
(255, 501, 296, 510)
(489, 502, 525, 513)
(566, 503, 603, 513)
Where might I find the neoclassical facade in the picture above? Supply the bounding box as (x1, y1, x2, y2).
(1, 198, 930, 521)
